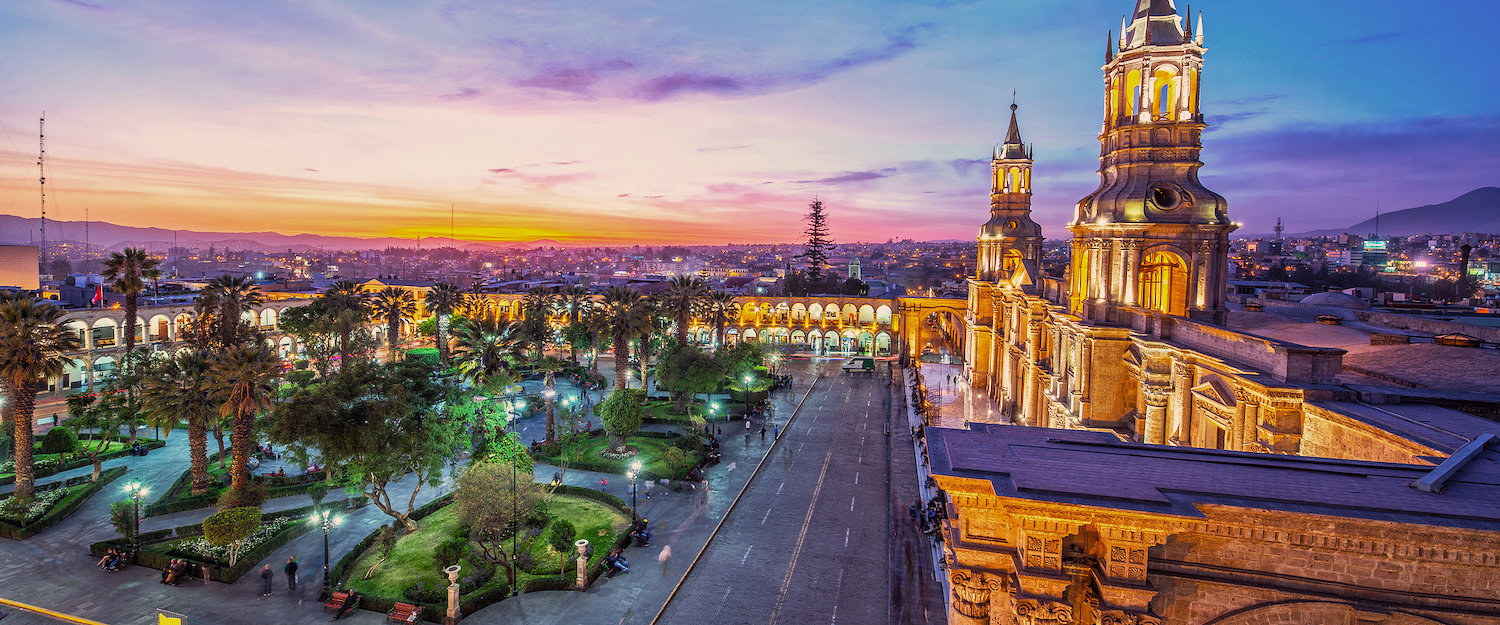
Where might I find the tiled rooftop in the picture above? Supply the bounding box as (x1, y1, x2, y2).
(928, 424, 1500, 532)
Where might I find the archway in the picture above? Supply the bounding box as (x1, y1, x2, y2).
(875, 332, 892, 356)
(91, 318, 119, 349)
(1139, 249, 1189, 316)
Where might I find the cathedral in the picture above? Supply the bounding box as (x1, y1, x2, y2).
(937, 1, 1500, 623)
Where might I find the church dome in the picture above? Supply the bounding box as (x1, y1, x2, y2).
(1299, 291, 1369, 309)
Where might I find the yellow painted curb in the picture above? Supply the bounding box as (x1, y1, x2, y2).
(0, 597, 110, 625)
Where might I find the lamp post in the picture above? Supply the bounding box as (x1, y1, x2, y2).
(123, 479, 148, 550)
(743, 374, 753, 420)
(312, 509, 342, 588)
(510, 462, 518, 575)
(627, 460, 641, 522)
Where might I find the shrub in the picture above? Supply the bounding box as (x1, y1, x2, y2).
(286, 370, 316, 387)
(40, 427, 78, 455)
(202, 506, 262, 566)
(109, 500, 138, 542)
(435, 536, 468, 568)
(402, 579, 444, 605)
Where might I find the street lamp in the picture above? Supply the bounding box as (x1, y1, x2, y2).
(627, 460, 641, 522)
(743, 374, 753, 420)
(123, 480, 148, 550)
(311, 509, 342, 588)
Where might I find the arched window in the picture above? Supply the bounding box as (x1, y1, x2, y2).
(1124, 70, 1142, 116)
(1139, 250, 1188, 316)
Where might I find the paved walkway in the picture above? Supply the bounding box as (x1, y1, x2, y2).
(0, 356, 817, 625)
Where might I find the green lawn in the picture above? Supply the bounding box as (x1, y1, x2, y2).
(0, 441, 133, 481)
(536, 434, 702, 479)
(344, 494, 628, 604)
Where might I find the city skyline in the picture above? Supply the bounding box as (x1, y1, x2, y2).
(0, 0, 1496, 245)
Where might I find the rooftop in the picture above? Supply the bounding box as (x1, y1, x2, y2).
(928, 424, 1500, 533)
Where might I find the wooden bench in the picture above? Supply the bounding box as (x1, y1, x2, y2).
(387, 603, 421, 623)
(323, 591, 351, 613)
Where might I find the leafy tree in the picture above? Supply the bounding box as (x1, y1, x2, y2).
(100, 247, 162, 356)
(798, 199, 833, 281)
(202, 506, 263, 566)
(598, 388, 646, 452)
(279, 302, 339, 379)
(141, 350, 216, 494)
(267, 360, 456, 532)
(661, 446, 692, 478)
(453, 461, 544, 586)
(654, 345, 726, 415)
(109, 500, 137, 544)
(0, 295, 80, 501)
(482, 431, 534, 474)
(69, 392, 129, 482)
(718, 341, 765, 378)
(210, 344, 281, 503)
(555, 285, 592, 364)
(369, 286, 417, 362)
(841, 277, 868, 296)
(40, 426, 77, 455)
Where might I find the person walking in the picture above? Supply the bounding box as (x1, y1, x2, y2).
(760, 426, 766, 441)
(284, 556, 299, 592)
(658, 544, 672, 575)
(773, 423, 780, 439)
(259, 564, 274, 597)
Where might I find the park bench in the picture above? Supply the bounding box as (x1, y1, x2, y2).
(387, 603, 421, 623)
(323, 591, 350, 613)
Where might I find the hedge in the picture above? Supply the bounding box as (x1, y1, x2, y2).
(327, 488, 631, 622)
(0, 437, 165, 486)
(0, 466, 128, 540)
(89, 498, 368, 583)
(144, 450, 328, 517)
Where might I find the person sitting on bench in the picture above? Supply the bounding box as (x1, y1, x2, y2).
(331, 591, 361, 620)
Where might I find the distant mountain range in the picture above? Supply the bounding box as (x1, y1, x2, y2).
(0, 215, 570, 252)
(1296, 187, 1500, 238)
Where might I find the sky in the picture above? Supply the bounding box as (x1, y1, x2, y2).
(0, 0, 1496, 246)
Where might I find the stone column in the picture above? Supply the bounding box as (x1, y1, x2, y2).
(1232, 388, 1257, 452)
(1143, 386, 1168, 446)
(1168, 361, 1194, 445)
(948, 569, 1010, 625)
(574, 540, 590, 590)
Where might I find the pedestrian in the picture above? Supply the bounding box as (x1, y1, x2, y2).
(760, 426, 766, 441)
(658, 544, 672, 575)
(259, 564, 273, 597)
(745, 418, 752, 432)
(600, 477, 608, 491)
(773, 424, 780, 439)
(644, 480, 652, 501)
(284, 556, 298, 591)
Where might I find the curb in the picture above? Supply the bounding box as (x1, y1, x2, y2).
(649, 376, 821, 625)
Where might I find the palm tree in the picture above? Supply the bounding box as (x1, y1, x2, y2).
(425, 282, 464, 367)
(662, 276, 708, 347)
(702, 290, 740, 350)
(556, 284, 592, 364)
(637, 298, 669, 393)
(0, 297, 79, 500)
(452, 312, 520, 388)
(198, 275, 264, 349)
(599, 287, 652, 392)
(369, 287, 417, 362)
(323, 280, 369, 366)
(142, 350, 215, 495)
(519, 287, 555, 360)
(535, 356, 566, 444)
(100, 247, 161, 355)
(210, 344, 281, 498)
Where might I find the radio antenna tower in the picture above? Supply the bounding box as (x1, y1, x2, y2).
(1273, 217, 1283, 242)
(38, 113, 47, 267)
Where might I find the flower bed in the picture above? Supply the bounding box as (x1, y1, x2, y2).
(164, 516, 297, 562)
(0, 437, 165, 486)
(144, 450, 327, 516)
(333, 493, 629, 622)
(0, 466, 128, 540)
(531, 432, 703, 480)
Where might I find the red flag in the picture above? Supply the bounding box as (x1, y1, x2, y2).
(91, 284, 103, 306)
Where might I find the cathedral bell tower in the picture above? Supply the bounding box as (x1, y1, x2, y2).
(1069, 0, 1234, 325)
(977, 102, 1043, 287)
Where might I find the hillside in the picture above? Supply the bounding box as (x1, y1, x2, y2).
(1299, 187, 1500, 237)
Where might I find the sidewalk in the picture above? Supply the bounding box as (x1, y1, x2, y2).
(0, 359, 819, 625)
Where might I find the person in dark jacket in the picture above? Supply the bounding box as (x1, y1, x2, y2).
(284, 556, 299, 591)
(259, 564, 274, 597)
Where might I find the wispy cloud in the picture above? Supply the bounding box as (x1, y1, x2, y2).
(792, 168, 898, 185)
(52, 0, 108, 11)
(440, 88, 483, 101)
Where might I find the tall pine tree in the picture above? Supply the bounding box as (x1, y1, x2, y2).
(799, 198, 833, 283)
